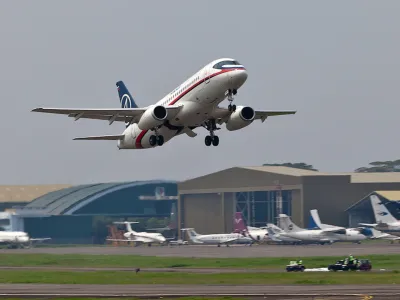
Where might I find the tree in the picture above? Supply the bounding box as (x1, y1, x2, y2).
(355, 160, 400, 172)
(263, 162, 318, 171)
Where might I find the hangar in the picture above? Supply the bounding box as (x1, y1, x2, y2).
(10, 180, 177, 243)
(346, 191, 400, 227)
(177, 166, 400, 236)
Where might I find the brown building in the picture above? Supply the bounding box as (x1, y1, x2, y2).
(177, 166, 400, 236)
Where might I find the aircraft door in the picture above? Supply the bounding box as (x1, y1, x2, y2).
(204, 67, 210, 84)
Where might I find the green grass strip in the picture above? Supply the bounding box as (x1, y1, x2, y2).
(0, 253, 398, 269)
(0, 270, 398, 285)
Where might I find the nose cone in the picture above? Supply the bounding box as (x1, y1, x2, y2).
(229, 69, 248, 89)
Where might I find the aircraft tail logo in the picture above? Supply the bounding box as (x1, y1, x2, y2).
(233, 212, 248, 233)
(116, 81, 139, 128)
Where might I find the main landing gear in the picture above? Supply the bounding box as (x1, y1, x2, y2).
(227, 89, 237, 112)
(203, 119, 220, 147)
(149, 128, 164, 147)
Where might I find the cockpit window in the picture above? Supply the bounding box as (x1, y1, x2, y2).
(213, 60, 242, 69)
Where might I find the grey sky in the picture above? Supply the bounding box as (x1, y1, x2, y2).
(1, 1, 399, 184)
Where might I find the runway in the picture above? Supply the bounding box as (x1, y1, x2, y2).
(0, 284, 398, 299)
(0, 243, 397, 257)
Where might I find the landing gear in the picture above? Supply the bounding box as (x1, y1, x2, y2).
(203, 119, 220, 146)
(149, 128, 164, 147)
(227, 89, 237, 112)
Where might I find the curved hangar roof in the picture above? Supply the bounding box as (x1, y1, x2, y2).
(18, 180, 177, 216)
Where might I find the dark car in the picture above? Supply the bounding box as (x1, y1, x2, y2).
(286, 261, 306, 272)
(328, 259, 371, 272)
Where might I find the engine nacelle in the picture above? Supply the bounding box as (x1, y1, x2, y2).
(226, 106, 255, 131)
(137, 105, 167, 130)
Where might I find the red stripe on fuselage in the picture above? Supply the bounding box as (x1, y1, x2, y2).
(135, 68, 242, 148)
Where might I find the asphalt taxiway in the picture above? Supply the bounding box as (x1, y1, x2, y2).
(0, 243, 398, 257)
(0, 284, 398, 299)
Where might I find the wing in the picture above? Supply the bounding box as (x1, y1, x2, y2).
(73, 135, 125, 141)
(211, 107, 296, 125)
(321, 227, 346, 234)
(359, 223, 378, 228)
(32, 105, 183, 125)
(30, 238, 51, 241)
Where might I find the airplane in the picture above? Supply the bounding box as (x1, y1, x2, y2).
(0, 231, 51, 249)
(106, 221, 167, 247)
(277, 214, 367, 244)
(181, 228, 253, 247)
(232, 212, 269, 242)
(265, 223, 303, 245)
(359, 195, 400, 237)
(32, 58, 296, 149)
(309, 209, 370, 243)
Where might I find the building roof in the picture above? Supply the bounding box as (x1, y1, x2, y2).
(243, 167, 400, 183)
(346, 190, 400, 211)
(16, 180, 177, 216)
(374, 190, 400, 201)
(0, 185, 72, 203)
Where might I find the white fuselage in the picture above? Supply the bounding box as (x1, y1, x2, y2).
(0, 231, 30, 244)
(124, 231, 167, 244)
(246, 228, 269, 241)
(190, 233, 252, 245)
(281, 228, 367, 243)
(373, 223, 400, 237)
(117, 59, 248, 149)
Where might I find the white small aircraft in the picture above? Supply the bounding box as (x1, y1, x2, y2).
(232, 212, 268, 242)
(32, 58, 296, 148)
(359, 195, 400, 237)
(182, 228, 252, 247)
(277, 214, 367, 244)
(106, 221, 167, 246)
(265, 223, 302, 244)
(0, 231, 51, 249)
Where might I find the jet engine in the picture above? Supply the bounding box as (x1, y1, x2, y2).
(226, 106, 255, 131)
(137, 105, 167, 130)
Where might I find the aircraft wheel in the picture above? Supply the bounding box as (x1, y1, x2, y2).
(157, 135, 164, 146)
(212, 136, 219, 146)
(205, 135, 212, 146)
(149, 135, 157, 146)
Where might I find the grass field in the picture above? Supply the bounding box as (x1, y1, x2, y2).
(0, 253, 399, 270)
(0, 269, 398, 285)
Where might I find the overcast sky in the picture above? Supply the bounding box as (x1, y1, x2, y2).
(1, 1, 399, 185)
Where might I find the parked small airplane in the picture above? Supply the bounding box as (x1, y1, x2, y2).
(277, 214, 367, 244)
(0, 231, 51, 249)
(181, 228, 252, 247)
(32, 58, 296, 149)
(106, 221, 167, 246)
(265, 223, 303, 244)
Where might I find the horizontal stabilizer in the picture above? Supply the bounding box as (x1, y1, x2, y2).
(73, 135, 125, 141)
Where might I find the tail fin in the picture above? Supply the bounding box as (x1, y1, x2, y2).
(310, 209, 324, 229)
(181, 228, 200, 243)
(116, 81, 138, 128)
(278, 214, 303, 232)
(370, 195, 398, 224)
(116, 81, 138, 109)
(114, 221, 139, 233)
(233, 212, 248, 233)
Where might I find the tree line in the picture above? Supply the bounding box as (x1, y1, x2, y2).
(263, 160, 400, 172)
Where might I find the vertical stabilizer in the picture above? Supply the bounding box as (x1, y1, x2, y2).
(233, 212, 248, 233)
(278, 214, 303, 232)
(370, 195, 398, 224)
(310, 209, 324, 229)
(116, 81, 139, 128)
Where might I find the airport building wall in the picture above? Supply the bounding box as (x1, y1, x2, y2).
(178, 166, 400, 237)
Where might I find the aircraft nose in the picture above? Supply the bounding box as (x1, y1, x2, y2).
(229, 69, 248, 88)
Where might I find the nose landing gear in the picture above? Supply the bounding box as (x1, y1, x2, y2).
(203, 119, 220, 146)
(227, 89, 237, 112)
